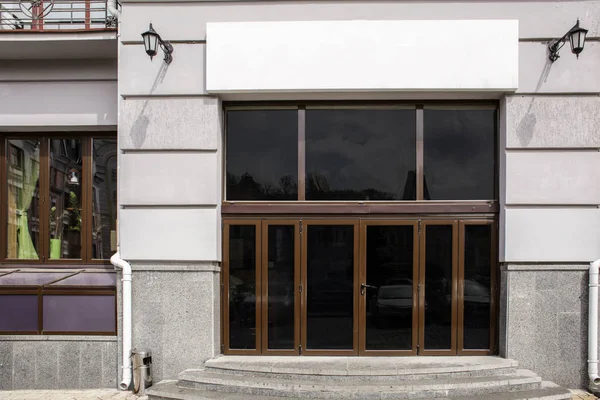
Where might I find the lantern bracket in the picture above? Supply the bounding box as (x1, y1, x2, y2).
(548, 19, 588, 62)
(141, 23, 174, 64)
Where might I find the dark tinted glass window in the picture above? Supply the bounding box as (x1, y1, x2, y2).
(227, 110, 298, 200)
(424, 109, 495, 200)
(306, 109, 416, 200)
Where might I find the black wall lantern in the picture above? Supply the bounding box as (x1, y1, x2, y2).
(141, 23, 174, 64)
(548, 19, 588, 62)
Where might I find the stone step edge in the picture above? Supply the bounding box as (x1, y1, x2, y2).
(201, 365, 519, 381)
(177, 369, 542, 394)
(445, 382, 572, 400)
(203, 358, 520, 377)
(148, 380, 570, 400)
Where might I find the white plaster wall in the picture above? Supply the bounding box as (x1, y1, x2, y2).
(120, 152, 219, 206)
(206, 20, 518, 93)
(119, 208, 219, 261)
(119, 43, 206, 96)
(506, 151, 600, 205)
(119, 1, 599, 42)
(504, 208, 600, 262)
(0, 81, 117, 128)
(505, 95, 600, 148)
(119, 97, 219, 150)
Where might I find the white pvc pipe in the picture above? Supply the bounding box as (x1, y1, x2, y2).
(107, 0, 120, 19)
(111, 251, 132, 391)
(589, 259, 600, 386)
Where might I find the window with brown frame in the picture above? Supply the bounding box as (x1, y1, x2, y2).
(2, 134, 118, 265)
(225, 104, 497, 203)
(0, 134, 117, 336)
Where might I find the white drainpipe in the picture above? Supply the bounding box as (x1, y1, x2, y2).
(589, 259, 600, 386)
(111, 251, 132, 390)
(107, 0, 120, 19)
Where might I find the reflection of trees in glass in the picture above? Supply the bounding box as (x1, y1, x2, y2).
(92, 140, 117, 260)
(227, 172, 298, 201)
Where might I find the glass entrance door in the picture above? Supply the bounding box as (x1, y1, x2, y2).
(359, 221, 418, 355)
(223, 218, 496, 356)
(301, 221, 358, 355)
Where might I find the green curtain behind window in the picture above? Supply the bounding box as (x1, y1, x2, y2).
(17, 159, 39, 259)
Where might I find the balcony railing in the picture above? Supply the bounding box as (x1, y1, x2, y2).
(0, 0, 116, 31)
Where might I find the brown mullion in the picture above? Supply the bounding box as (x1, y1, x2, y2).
(82, 137, 92, 262)
(491, 221, 499, 355)
(457, 221, 466, 354)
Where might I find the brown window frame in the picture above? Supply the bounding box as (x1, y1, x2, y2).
(0, 132, 117, 270)
(223, 101, 499, 215)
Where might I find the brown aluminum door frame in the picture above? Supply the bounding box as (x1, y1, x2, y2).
(261, 220, 301, 356)
(301, 219, 359, 356)
(359, 219, 419, 356)
(222, 219, 262, 355)
(457, 219, 497, 355)
(418, 220, 459, 356)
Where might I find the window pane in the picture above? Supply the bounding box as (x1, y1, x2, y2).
(43, 295, 116, 333)
(227, 110, 298, 200)
(7, 139, 40, 260)
(306, 109, 416, 200)
(228, 225, 257, 350)
(49, 139, 83, 259)
(424, 109, 496, 200)
(306, 225, 354, 350)
(424, 225, 453, 350)
(463, 224, 492, 350)
(92, 139, 117, 259)
(0, 295, 38, 331)
(365, 225, 414, 351)
(267, 225, 295, 350)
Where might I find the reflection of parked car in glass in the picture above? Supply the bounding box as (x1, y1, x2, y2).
(371, 284, 413, 327)
(463, 279, 490, 326)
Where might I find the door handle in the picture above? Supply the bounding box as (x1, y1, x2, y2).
(360, 283, 377, 295)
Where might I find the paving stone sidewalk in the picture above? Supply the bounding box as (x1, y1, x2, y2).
(0, 389, 146, 400)
(0, 389, 597, 400)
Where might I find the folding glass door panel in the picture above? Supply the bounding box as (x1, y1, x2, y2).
(301, 221, 359, 355)
(359, 221, 418, 355)
(261, 221, 300, 355)
(418, 221, 458, 355)
(457, 221, 496, 355)
(223, 220, 261, 354)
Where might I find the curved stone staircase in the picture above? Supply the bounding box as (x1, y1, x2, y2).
(147, 356, 572, 400)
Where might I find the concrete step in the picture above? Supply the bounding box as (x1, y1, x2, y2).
(203, 356, 519, 381)
(147, 379, 570, 400)
(175, 368, 542, 399)
(446, 382, 572, 400)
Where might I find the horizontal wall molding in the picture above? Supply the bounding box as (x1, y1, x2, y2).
(502, 264, 589, 271)
(130, 263, 220, 272)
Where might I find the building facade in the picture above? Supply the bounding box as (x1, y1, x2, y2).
(1, 0, 600, 394)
